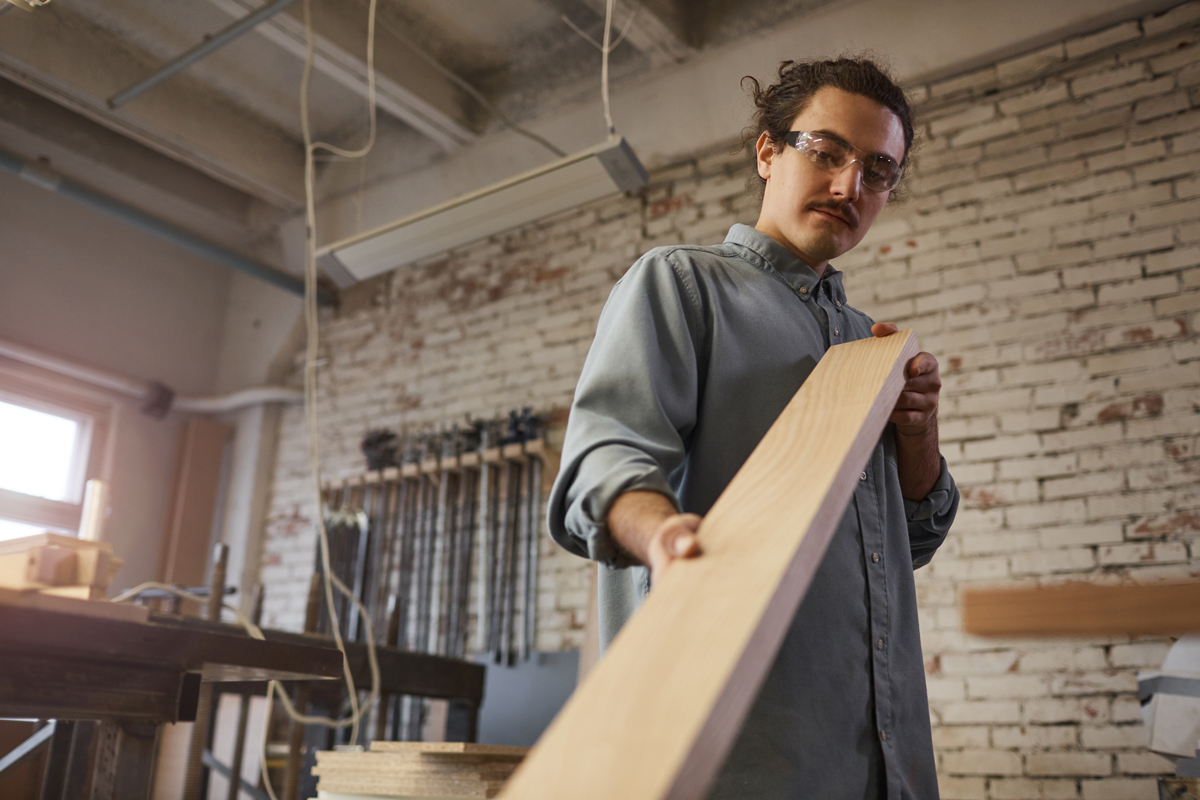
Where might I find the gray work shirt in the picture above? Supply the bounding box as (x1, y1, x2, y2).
(547, 223, 959, 800)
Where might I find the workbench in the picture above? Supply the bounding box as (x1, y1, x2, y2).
(0, 590, 488, 799)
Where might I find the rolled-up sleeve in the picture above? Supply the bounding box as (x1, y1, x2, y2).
(547, 252, 706, 568)
(904, 455, 959, 569)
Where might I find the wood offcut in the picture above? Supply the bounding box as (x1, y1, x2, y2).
(962, 580, 1200, 637)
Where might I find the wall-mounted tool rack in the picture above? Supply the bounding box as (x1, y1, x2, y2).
(319, 436, 558, 744)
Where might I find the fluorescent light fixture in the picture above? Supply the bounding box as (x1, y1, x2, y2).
(317, 137, 648, 284)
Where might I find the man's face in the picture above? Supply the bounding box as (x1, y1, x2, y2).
(754, 86, 906, 274)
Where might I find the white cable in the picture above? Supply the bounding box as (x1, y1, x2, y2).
(563, 0, 636, 138)
(601, 0, 615, 136)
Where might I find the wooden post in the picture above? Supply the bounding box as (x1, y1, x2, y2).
(182, 543, 228, 800)
(499, 331, 918, 800)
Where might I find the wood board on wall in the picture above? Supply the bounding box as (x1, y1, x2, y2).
(962, 581, 1200, 637)
(499, 330, 918, 800)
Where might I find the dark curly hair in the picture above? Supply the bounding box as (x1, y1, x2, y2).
(741, 57, 916, 201)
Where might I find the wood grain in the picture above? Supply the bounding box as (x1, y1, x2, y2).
(962, 581, 1200, 637)
(500, 330, 918, 800)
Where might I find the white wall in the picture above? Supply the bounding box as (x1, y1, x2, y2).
(0, 170, 235, 590)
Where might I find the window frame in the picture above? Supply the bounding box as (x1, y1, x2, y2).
(0, 359, 113, 535)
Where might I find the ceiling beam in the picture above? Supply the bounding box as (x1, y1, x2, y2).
(0, 77, 259, 237)
(577, 0, 692, 66)
(0, 2, 306, 207)
(207, 0, 481, 148)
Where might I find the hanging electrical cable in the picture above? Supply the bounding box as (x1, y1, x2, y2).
(562, 0, 637, 138)
(359, 2, 566, 159)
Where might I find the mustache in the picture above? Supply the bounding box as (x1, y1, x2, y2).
(806, 199, 859, 229)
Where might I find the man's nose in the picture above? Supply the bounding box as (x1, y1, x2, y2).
(829, 160, 864, 200)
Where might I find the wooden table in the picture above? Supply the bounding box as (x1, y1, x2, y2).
(0, 591, 344, 800)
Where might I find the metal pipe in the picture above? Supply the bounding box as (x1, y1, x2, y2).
(108, 0, 301, 110)
(0, 148, 334, 305)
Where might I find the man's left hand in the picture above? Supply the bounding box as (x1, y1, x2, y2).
(871, 322, 940, 437)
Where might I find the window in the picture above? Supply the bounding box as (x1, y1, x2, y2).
(0, 365, 109, 542)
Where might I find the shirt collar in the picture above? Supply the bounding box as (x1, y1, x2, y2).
(723, 223, 847, 303)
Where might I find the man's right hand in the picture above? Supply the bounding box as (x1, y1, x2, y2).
(607, 490, 703, 583)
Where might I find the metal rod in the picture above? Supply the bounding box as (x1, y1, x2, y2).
(523, 456, 543, 660)
(0, 720, 55, 773)
(396, 479, 416, 651)
(500, 460, 522, 666)
(108, 0, 301, 109)
(476, 460, 492, 651)
(348, 487, 373, 642)
(431, 469, 451, 654)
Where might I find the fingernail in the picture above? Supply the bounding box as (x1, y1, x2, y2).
(674, 536, 693, 555)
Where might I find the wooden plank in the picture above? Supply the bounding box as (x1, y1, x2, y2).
(157, 418, 232, 608)
(499, 330, 918, 800)
(961, 581, 1200, 637)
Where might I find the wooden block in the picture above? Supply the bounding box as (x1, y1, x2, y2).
(0, 532, 113, 556)
(0, 586, 148, 623)
(382, 466, 402, 481)
(402, 464, 420, 478)
(0, 551, 41, 590)
(962, 581, 1200, 637)
(30, 545, 77, 585)
(39, 585, 105, 601)
(460, 452, 480, 468)
(498, 330, 918, 800)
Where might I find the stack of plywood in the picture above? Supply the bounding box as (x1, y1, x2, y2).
(0, 532, 122, 600)
(314, 742, 528, 799)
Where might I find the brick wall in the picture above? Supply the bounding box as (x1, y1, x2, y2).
(259, 3, 1200, 796)
(839, 5, 1200, 798)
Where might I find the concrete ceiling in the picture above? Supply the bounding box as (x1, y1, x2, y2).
(0, 0, 839, 270)
(0, 0, 1187, 280)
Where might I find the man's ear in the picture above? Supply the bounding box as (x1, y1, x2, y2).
(755, 131, 775, 180)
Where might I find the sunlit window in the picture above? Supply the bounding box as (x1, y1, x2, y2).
(0, 400, 80, 501)
(0, 398, 91, 542)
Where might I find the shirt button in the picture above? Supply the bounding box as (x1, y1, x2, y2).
(835, 300, 842, 308)
(860, 471, 867, 481)
(833, 327, 840, 336)
(871, 552, 880, 563)
(879, 730, 887, 741)
(799, 286, 808, 294)
(877, 638, 885, 650)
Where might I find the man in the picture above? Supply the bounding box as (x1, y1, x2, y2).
(547, 58, 959, 799)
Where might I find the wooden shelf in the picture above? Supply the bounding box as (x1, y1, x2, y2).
(322, 439, 553, 491)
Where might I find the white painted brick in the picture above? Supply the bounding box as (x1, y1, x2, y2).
(1098, 541, 1189, 565)
(1080, 723, 1149, 748)
(1066, 20, 1142, 59)
(1144, 2, 1200, 36)
(990, 778, 1079, 800)
(1116, 751, 1177, 774)
(1027, 752, 1111, 777)
(1011, 547, 1096, 575)
(1080, 778, 1158, 800)
(967, 674, 1048, 699)
(1037, 521, 1124, 548)
(941, 748, 1023, 775)
(940, 700, 1022, 725)
(936, 775, 987, 800)
(991, 724, 1078, 748)
(1071, 63, 1151, 97)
